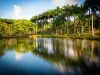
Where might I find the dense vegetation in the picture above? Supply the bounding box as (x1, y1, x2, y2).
(0, 0, 100, 37)
(0, 19, 38, 37)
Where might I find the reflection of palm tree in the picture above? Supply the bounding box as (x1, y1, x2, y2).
(90, 41, 95, 62)
(32, 47, 82, 74)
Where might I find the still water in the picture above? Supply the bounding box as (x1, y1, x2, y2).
(0, 38, 100, 75)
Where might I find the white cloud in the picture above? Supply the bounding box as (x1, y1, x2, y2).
(52, 0, 80, 7)
(13, 5, 23, 19)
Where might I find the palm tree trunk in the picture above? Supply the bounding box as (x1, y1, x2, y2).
(89, 9, 91, 35)
(74, 17, 76, 34)
(92, 13, 94, 36)
(67, 17, 69, 35)
(89, 19, 90, 34)
(79, 20, 81, 35)
(81, 20, 84, 35)
(81, 24, 83, 35)
(90, 41, 94, 62)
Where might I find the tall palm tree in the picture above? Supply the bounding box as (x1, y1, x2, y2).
(63, 5, 73, 34)
(77, 4, 87, 35)
(52, 14, 66, 34)
(84, 0, 100, 36)
(71, 4, 79, 34)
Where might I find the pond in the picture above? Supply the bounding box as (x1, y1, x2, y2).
(0, 38, 100, 75)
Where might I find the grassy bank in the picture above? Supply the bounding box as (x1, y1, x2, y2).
(29, 34, 100, 40)
(1, 34, 100, 40)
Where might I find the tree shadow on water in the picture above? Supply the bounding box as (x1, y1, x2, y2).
(80, 57, 100, 75)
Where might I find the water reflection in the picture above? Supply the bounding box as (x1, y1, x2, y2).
(15, 52, 23, 60)
(0, 38, 100, 75)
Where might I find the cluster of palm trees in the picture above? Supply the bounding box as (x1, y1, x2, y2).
(31, 4, 88, 35)
(31, 0, 100, 36)
(84, 0, 100, 36)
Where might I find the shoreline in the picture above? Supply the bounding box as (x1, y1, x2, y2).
(0, 34, 100, 40)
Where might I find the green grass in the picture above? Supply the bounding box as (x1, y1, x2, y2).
(33, 33, 100, 40)
(1, 32, 100, 40)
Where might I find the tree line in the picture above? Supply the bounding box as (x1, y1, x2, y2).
(31, 0, 100, 36)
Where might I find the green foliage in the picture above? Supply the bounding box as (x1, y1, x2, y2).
(0, 19, 38, 37)
(53, 15, 66, 27)
(31, 2, 100, 35)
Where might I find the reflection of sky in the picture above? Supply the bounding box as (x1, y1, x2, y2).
(15, 52, 23, 60)
(0, 51, 60, 74)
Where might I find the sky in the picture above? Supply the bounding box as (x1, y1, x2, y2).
(0, 0, 84, 20)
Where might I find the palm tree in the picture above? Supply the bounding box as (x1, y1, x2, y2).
(77, 4, 87, 35)
(63, 5, 73, 34)
(52, 14, 66, 34)
(71, 4, 79, 34)
(84, 0, 100, 36)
